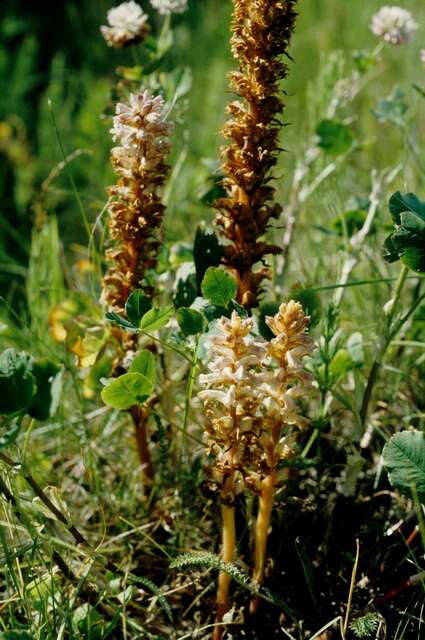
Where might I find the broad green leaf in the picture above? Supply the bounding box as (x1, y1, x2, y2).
(193, 226, 224, 289)
(383, 235, 402, 263)
(383, 430, 425, 499)
(384, 190, 425, 273)
(201, 267, 237, 307)
(28, 360, 60, 421)
(139, 306, 174, 332)
(389, 191, 425, 224)
(401, 210, 425, 237)
(0, 633, 34, 640)
(0, 349, 36, 416)
(401, 246, 425, 273)
(101, 373, 153, 410)
(106, 312, 138, 332)
(125, 290, 152, 327)
(177, 308, 204, 336)
(129, 351, 156, 386)
(329, 349, 354, 379)
(316, 119, 353, 155)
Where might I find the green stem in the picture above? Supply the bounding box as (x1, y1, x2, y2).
(301, 428, 319, 459)
(360, 264, 409, 425)
(178, 336, 199, 476)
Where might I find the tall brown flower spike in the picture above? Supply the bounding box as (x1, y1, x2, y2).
(102, 90, 173, 313)
(102, 90, 172, 482)
(214, 0, 298, 307)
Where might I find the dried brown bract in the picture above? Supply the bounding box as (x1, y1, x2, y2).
(214, 0, 298, 307)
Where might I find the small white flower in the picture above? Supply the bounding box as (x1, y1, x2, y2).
(150, 0, 188, 16)
(421, 49, 425, 64)
(370, 6, 418, 45)
(101, 1, 149, 48)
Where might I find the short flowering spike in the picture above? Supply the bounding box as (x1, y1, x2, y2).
(101, 1, 149, 48)
(150, 0, 188, 15)
(199, 312, 267, 496)
(102, 90, 173, 312)
(199, 302, 315, 493)
(198, 302, 315, 625)
(370, 6, 417, 45)
(213, 0, 298, 308)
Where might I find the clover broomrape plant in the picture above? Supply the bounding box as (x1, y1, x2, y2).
(101, 90, 173, 480)
(199, 301, 315, 634)
(214, 0, 298, 308)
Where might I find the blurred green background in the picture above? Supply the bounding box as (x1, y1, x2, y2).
(0, 0, 424, 305)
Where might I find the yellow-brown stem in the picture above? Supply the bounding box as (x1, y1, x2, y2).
(249, 469, 277, 614)
(130, 406, 153, 484)
(250, 422, 281, 614)
(214, 503, 236, 640)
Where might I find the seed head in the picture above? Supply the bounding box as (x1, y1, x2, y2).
(101, 1, 149, 48)
(370, 6, 417, 45)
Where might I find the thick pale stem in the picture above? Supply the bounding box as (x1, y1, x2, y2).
(250, 469, 277, 614)
(214, 503, 236, 640)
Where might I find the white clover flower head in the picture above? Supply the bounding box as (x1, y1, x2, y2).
(370, 6, 418, 45)
(101, 1, 149, 48)
(150, 0, 188, 16)
(421, 49, 425, 64)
